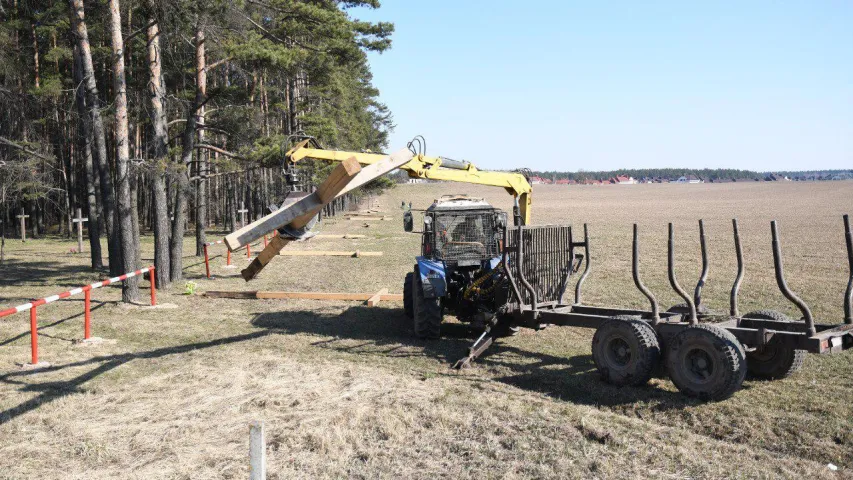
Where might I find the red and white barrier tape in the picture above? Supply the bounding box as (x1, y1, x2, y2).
(0, 266, 152, 318)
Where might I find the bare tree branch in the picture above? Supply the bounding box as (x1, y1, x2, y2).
(194, 143, 246, 160)
(0, 136, 53, 161)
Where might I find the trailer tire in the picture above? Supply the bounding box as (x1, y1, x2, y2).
(413, 266, 443, 339)
(666, 324, 746, 401)
(592, 316, 660, 387)
(743, 310, 806, 379)
(403, 271, 414, 319)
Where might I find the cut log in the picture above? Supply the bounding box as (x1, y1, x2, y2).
(237, 148, 413, 281)
(226, 157, 361, 251)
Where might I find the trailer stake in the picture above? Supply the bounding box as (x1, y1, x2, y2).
(843, 214, 852, 324)
(694, 219, 709, 311)
(770, 220, 815, 336)
(730, 219, 745, 318)
(668, 223, 698, 325)
(632, 224, 659, 324)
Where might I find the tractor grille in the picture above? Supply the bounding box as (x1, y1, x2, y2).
(429, 212, 501, 263)
(506, 225, 574, 306)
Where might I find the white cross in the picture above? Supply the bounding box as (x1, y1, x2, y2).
(238, 202, 249, 227)
(16, 208, 30, 242)
(72, 208, 88, 253)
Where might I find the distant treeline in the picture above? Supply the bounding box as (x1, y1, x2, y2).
(527, 168, 853, 182)
(528, 168, 762, 182)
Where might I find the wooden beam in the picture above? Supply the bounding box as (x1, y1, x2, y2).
(226, 157, 362, 251)
(278, 250, 382, 257)
(314, 234, 367, 239)
(204, 290, 404, 301)
(366, 288, 388, 307)
(237, 148, 413, 281)
(346, 216, 391, 221)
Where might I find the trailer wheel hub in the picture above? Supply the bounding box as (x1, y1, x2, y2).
(606, 337, 632, 366)
(685, 348, 715, 382)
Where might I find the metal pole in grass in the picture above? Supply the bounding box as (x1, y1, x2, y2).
(249, 421, 266, 480)
(203, 244, 211, 278)
(84, 288, 92, 339)
(150, 267, 157, 306)
(29, 307, 38, 364)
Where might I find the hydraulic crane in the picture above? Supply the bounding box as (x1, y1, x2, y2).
(284, 136, 533, 225)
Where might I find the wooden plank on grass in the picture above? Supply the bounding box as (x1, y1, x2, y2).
(346, 216, 391, 221)
(278, 250, 382, 257)
(203, 291, 404, 301)
(314, 234, 367, 239)
(366, 288, 388, 307)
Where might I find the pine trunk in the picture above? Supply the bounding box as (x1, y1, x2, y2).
(145, 13, 171, 287)
(72, 43, 103, 269)
(108, 0, 139, 302)
(195, 27, 207, 256)
(70, 0, 121, 275)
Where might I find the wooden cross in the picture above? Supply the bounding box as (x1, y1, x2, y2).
(72, 208, 88, 253)
(238, 202, 249, 228)
(16, 208, 30, 242)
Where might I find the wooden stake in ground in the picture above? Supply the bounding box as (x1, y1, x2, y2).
(229, 148, 413, 281)
(205, 290, 404, 303)
(249, 421, 266, 480)
(72, 208, 88, 253)
(17, 208, 29, 242)
(238, 202, 249, 228)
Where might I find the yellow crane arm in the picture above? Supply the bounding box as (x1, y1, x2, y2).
(285, 142, 533, 224)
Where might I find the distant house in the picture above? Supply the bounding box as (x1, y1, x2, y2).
(610, 175, 636, 185)
(555, 178, 571, 185)
(676, 175, 703, 184)
(529, 176, 545, 185)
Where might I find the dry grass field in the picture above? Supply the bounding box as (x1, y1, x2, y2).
(1, 181, 852, 479)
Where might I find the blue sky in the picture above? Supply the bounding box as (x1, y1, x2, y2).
(351, 1, 852, 172)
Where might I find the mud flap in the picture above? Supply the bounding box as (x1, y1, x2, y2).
(416, 257, 446, 299)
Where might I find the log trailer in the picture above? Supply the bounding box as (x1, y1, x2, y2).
(236, 137, 853, 401)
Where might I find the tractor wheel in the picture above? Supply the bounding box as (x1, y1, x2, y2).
(413, 266, 443, 339)
(743, 310, 806, 380)
(403, 271, 414, 319)
(666, 324, 746, 401)
(592, 316, 660, 387)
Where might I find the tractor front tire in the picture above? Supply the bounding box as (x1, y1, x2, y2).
(403, 271, 414, 319)
(592, 316, 660, 387)
(413, 266, 442, 339)
(666, 324, 746, 401)
(743, 310, 806, 380)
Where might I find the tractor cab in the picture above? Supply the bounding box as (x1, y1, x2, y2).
(420, 195, 506, 267)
